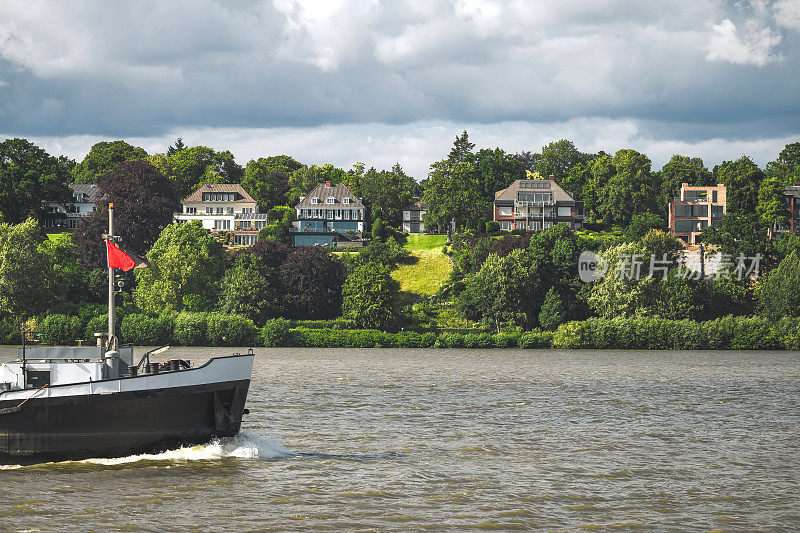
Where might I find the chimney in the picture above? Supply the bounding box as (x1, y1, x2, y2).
(325, 181, 331, 188)
(549, 174, 555, 181)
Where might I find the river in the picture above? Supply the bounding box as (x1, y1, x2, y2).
(1, 347, 799, 531)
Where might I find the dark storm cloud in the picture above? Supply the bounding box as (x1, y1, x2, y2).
(0, 0, 798, 143)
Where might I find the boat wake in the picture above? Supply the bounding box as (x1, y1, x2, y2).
(0, 431, 291, 470)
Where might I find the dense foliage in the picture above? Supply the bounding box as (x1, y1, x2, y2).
(2, 135, 800, 350)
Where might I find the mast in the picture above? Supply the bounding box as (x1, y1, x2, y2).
(108, 203, 115, 346)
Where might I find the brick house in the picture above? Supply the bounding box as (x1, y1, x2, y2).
(291, 181, 366, 246)
(174, 183, 266, 246)
(777, 185, 800, 235)
(668, 183, 726, 244)
(493, 177, 583, 231)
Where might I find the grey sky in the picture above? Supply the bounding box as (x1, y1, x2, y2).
(1, 0, 798, 178)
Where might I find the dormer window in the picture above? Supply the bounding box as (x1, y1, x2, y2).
(343, 197, 350, 204)
(311, 197, 319, 204)
(326, 197, 335, 204)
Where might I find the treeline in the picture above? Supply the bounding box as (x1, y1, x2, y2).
(1, 134, 800, 348)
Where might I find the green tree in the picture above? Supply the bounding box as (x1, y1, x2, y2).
(422, 159, 485, 237)
(759, 250, 800, 320)
(0, 138, 72, 224)
(73, 161, 179, 268)
(448, 130, 475, 163)
(658, 155, 713, 211)
(149, 146, 243, 199)
(582, 154, 615, 222)
(473, 148, 524, 205)
(0, 218, 53, 318)
(530, 139, 591, 179)
(218, 253, 278, 324)
(757, 175, 789, 232)
(714, 156, 765, 214)
(626, 213, 666, 240)
(766, 142, 800, 184)
(134, 222, 227, 314)
(358, 164, 419, 227)
(371, 217, 386, 242)
(538, 287, 566, 331)
(278, 247, 346, 319)
(242, 158, 291, 212)
(458, 250, 540, 332)
(72, 140, 148, 183)
(598, 149, 659, 226)
(287, 164, 347, 205)
(342, 263, 399, 330)
(700, 213, 773, 266)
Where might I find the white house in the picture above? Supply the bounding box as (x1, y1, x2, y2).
(174, 183, 266, 246)
(43, 183, 102, 230)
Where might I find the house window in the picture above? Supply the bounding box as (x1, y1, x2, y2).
(185, 207, 196, 214)
(326, 197, 335, 204)
(343, 197, 350, 204)
(227, 208, 234, 214)
(344, 210, 350, 220)
(498, 206, 512, 217)
(311, 197, 319, 204)
(206, 207, 213, 214)
(216, 207, 223, 214)
(500, 221, 512, 230)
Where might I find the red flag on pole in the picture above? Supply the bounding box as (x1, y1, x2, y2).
(106, 241, 136, 271)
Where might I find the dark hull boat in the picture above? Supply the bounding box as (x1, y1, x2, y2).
(0, 351, 254, 464)
(0, 203, 255, 464)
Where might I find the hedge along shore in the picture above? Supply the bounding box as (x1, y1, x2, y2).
(9, 312, 800, 350)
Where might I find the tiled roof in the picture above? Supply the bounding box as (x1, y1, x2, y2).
(69, 183, 104, 203)
(403, 199, 426, 211)
(494, 179, 578, 204)
(784, 185, 800, 198)
(295, 183, 364, 208)
(183, 183, 256, 203)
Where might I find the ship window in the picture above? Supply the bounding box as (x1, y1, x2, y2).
(27, 370, 50, 388)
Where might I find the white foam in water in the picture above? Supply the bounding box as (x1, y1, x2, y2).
(0, 431, 291, 469)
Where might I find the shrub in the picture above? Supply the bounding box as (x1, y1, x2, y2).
(0, 315, 21, 345)
(121, 313, 174, 346)
(493, 333, 520, 348)
(84, 315, 107, 341)
(518, 330, 553, 348)
(206, 313, 257, 346)
(173, 312, 208, 346)
(262, 318, 294, 347)
(434, 333, 464, 348)
(552, 321, 588, 349)
(39, 314, 84, 345)
(463, 332, 493, 348)
(293, 319, 357, 330)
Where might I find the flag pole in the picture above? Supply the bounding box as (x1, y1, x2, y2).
(108, 203, 115, 349)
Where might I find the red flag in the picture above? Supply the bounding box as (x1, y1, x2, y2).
(106, 241, 136, 271)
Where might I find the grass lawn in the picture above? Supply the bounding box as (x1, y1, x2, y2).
(404, 233, 448, 251)
(393, 234, 452, 298)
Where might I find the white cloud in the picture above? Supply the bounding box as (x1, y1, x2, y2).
(5, 120, 794, 181)
(774, 0, 800, 31)
(707, 18, 783, 66)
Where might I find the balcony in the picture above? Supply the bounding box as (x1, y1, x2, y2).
(515, 200, 555, 207)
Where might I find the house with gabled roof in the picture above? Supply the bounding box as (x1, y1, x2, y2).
(291, 181, 366, 246)
(174, 183, 266, 246)
(43, 183, 103, 230)
(493, 176, 583, 231)
(402, 199, 427, 233)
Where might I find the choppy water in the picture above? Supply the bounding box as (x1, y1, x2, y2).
(1, 347, 799, 531)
